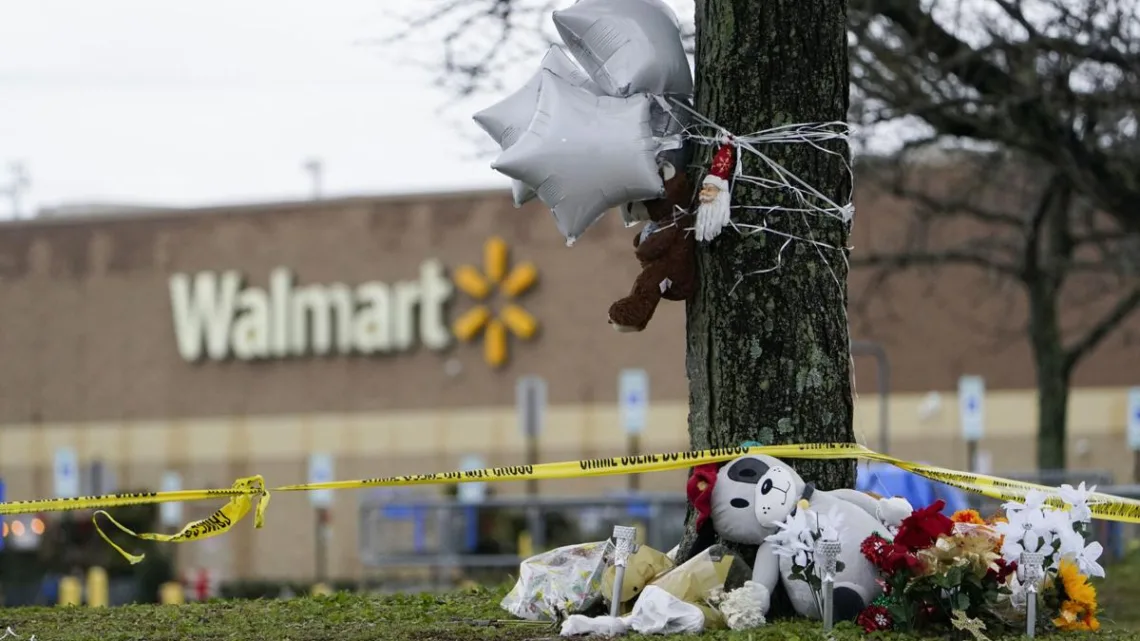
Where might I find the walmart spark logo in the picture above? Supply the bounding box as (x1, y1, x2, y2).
(451, 237, 539, 367)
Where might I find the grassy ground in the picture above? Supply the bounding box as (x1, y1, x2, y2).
(2, 552, 1140, 641)
(1097, 547, 1140, 630)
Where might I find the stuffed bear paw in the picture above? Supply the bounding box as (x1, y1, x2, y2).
(876, 496, 914, 527)
(607, 297, 651, 333)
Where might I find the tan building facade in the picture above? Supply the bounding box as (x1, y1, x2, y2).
(0, 186, 1137, 581)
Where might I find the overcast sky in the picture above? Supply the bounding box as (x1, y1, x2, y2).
(0, 0, 532, 218)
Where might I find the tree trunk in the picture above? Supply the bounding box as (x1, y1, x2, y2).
(1026, 178, 1075, 472)
(1028, 283, 1070, 471)
(676, 0, 855, 564)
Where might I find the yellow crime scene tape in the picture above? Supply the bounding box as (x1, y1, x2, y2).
(2, 442, 1139, 564)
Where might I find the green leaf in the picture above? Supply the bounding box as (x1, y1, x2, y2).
(946, 565, 965, 586)
(956, 592, 971, 610)
(887, 602, 911, 630)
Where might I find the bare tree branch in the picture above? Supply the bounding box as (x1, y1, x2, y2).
(853, 248, 1021, 276)
(850, 0, 1140, 236)
(1064, 285, 1140, 367)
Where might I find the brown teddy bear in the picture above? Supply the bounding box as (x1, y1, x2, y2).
(607, 161, 698, 332)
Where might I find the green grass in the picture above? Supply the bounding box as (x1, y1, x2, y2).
(3, 551, 1140, 641)
(1096, 546, 1140, 630)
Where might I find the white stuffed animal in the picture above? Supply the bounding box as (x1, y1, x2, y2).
(690, 454, 913, 622)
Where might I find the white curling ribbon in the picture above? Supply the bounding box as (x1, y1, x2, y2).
(667, 97, 854, 236)
(656, 97, 854, 301)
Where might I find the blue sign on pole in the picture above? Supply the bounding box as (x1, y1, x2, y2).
(957, 375, 985, 442)
(1127, 387, 1140, 450)
(53, 447, 79, 498)
(619, 369, 650, 436)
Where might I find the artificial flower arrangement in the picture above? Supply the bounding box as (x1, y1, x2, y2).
(767, 483, 1106, 638)
(764, 505, 847, 611)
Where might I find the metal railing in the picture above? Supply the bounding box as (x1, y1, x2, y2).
(357, 493, 689, 590)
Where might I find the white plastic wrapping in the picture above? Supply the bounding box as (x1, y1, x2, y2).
(501, 540, 611, 621)
(559, 586, 706, 637)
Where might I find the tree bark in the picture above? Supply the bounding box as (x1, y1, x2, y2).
(1028, 282, 1071, 471)
(676, 0, 856, 566)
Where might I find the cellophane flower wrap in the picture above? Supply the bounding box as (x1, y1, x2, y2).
(501, 540, 611, 621)
(854, 484, 1106, 637)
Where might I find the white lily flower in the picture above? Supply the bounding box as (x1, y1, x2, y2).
(995, 509, 1035, 562)
(1003, 489, 1049, 515)
(766, 510, 809, 544)
(766, 505, 849, 574)
(811, 506, 845, 543)
(1074, 541, 1106, 578)
(1025, 489, 1050, 510)
(1056, 526, 1086, 560)
(1059, 482, 1095, 523)
(767, 510, 816, 570)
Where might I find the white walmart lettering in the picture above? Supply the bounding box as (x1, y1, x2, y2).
(169, 260, 453, 362)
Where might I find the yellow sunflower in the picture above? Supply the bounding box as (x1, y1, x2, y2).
(1053, 559, 1099, 632)
(1058, 558, 1097, 606)
(1054, 599, 1101, 632)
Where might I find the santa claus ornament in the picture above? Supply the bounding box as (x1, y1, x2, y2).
(695, 137, 738, 242)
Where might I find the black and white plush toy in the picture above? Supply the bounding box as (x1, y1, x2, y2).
(689, 454, 913, 622)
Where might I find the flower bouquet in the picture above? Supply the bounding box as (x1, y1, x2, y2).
(855, 483, 1105, 637)
(994, 484, 1104, 633)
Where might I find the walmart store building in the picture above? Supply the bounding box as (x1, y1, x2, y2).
(0, 186, 1137, 581)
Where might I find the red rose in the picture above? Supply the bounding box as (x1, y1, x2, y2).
(882, 545, 925, 574)
(856, 605, 894, 633)
(894, 499, 953, 551)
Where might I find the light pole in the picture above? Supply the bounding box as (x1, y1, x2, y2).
(2, 162, 30, 220)
(303, 158, 323, 200)
(851, 340, 891, 454)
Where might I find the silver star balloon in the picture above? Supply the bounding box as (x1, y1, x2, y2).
(620, 96, 692, 226)
(492, 70, 665, 245)
(473, 45, 598, 208)
(552, 0, 693, 98)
